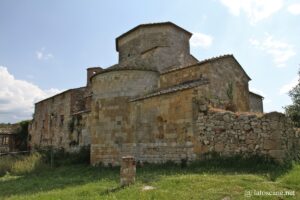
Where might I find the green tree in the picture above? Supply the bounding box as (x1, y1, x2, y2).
(14, 120, 31, 150)
(285, 69, 300, 127)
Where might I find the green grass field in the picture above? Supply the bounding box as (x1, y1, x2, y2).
(0, 154, 299, 200)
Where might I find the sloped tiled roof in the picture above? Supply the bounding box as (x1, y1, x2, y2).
(161, 54, 251, 80)
(249, 91, 264, 99)
(90, 63, 158, 80)
(0, 125, 18, 135)
(35, 87, 86, 105)
(130, 78, 209, 102)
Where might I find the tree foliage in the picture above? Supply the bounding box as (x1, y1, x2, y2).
(285, 69, 300, 127)
(14, 120, 31, 150)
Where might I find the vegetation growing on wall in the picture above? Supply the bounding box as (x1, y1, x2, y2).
(68, 115, 83, 146)
(225, 82, 236, 112)
(14, 120, 30, 151)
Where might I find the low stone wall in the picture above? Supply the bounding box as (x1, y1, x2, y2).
(193, 104, 299, 163)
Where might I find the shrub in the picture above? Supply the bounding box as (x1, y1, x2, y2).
(0, 156, 16, 175)
(38, 145, 90, 167)
(11, 152, 43, 175)
(14, 120, 31, 151)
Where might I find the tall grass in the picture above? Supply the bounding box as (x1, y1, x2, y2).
(0, 152, 43, 176)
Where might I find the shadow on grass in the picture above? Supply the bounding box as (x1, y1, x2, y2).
(0, 155, 295, 198)
(137, 154, 294, 183)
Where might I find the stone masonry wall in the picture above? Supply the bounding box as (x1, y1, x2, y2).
(90, 88, 196, 165)
(117, 24, 197, 72)
(159, 56, 251, 112)
(249, 92, 264, 112)
(159, 62, 210, 89)
(208, 56, 250, 112)
(29, 88, 90, 152)
(0, 124, 20, 153)
(131, 88, 195, 164)
(29, 91, 72, 149)
(193, 100, 299, 163)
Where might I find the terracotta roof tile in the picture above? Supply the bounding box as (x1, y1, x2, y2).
(130, 78, 209, 102)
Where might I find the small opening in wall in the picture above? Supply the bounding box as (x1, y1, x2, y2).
(4, 136, 9, 145)
(128, 53, 130, 57)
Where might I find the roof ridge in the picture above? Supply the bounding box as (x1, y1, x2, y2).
(161, 54, 233, 74)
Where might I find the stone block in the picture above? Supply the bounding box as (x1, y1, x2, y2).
(268, 150, 285, 162)
(243, 124, 251, 131)
(223, 114, 231, 122)
(263, 139, 279, 150)
(120, 156, 136, 186)
(214, 143, 224, 152)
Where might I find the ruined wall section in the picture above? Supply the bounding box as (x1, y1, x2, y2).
(0, 124, 20, 152)
(29, 88, 90, 151)
(192, 101, 299, 163)
(71, 87, 86, 113)
(30, 91, 72, 149)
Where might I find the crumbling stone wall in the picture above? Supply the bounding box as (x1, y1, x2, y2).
(193, 100, 299, 163)
(29, 88, 90, 151)
(0, 124, 19, 153)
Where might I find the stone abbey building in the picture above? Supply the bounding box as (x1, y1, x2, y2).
(29, 22, 299, 165)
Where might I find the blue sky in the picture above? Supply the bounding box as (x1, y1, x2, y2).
(0, 0, 299, 123)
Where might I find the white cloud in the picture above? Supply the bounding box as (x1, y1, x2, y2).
(288, 3, 300, 15)
(0, 66, 61, 123)
(220, 0, 283, 24)
(190, 32, 213, 48)
(36, 47, 53, 60)
(249, 34, 296, 67)
(279, 76, 298, 95)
